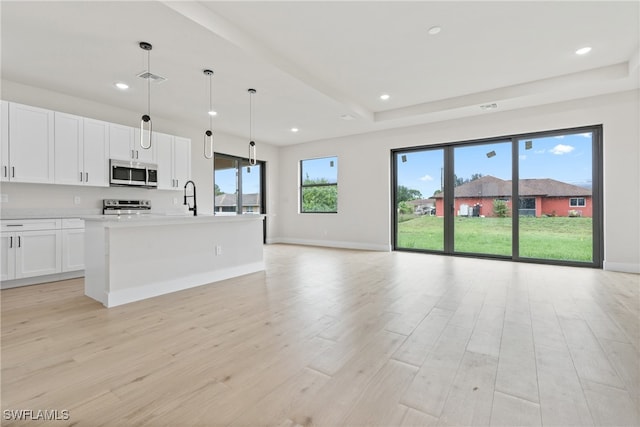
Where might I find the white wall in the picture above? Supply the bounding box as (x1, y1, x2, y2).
(273, 90, 640, 273)
(0, 80, 280, 238)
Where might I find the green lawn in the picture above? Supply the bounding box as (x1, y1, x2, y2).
(397, 215, 592, 262)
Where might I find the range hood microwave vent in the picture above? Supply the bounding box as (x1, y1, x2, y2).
(137, 71, 167, 83)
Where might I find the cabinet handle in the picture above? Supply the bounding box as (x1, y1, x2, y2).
(136, 150, 139, 159)
(17, 236, 21, 248)
(11, 166, 14, 178)
(131, 149, 134, 159)
(9, 236, 12, 248)
(6, 224, 23, 227)
(3, 166, 6, 177)
(80, 172, 83, 182)
(85, 172, 89, 182)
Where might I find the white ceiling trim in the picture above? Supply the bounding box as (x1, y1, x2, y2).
(161, 0, 375, 122)
(376, 62, 633, 122)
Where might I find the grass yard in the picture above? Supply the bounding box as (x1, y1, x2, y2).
(397, 215, 593, 262)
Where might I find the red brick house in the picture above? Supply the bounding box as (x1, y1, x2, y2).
(433, 175, 592, 217)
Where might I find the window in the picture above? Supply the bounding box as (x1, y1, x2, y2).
(300, 156, 338, 213)
(570, 197, 586, 207)
(393, 125, 602, 268)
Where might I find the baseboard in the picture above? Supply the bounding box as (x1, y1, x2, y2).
(268, 237, 391, 252)
(603, 261, 640, 274)
(105, 261, 265, 307)
(1, 270, 84, 289)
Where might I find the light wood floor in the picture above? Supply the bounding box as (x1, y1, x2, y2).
(2, 244, 639, 426)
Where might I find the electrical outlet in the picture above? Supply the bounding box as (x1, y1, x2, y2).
(173, 197, 178, 205)
(0, 194, 7, 203)
(74, 196, 81, 205)
(216, 245, 222, 255)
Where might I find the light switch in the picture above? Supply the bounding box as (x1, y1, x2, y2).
(74, 196, 81, 205)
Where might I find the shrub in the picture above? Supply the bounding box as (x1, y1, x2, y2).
(493, 199, 509, 218)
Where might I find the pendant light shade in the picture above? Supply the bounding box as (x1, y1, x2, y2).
(247, 88, 257, 166)
(203, 69, 214, 159)
(139, 41, 153, 150)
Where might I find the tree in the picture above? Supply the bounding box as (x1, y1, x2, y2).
(398, 201, 414, 214)
(454, 173, 483, 187)
(493, 199, 509, 218)
(302, 177, 338, 212)
(397, 185, 422, 203)
(214, 184, 224, 196)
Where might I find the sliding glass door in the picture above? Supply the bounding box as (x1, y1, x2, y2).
(517, 131, 596, 262)
(214, 153, 265, 215)
(392, 126, 602, 267)
(394, 149, 444, 251)
(453, 141, 512, 256)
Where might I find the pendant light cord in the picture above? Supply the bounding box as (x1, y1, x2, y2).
(249, 91, 253, 142)
(147, 49, 151, 117)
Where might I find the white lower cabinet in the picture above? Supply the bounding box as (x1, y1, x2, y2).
(2, 229, 61, 280)
(62, 219, 85, 272)
(1, 218, 84, 284)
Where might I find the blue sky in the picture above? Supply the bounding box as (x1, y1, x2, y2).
(397, 132, 593, 199)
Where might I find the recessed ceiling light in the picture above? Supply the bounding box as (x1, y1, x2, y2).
(340, 114, 355, 121)
(290, 127, 299, 133)
(575, 46, 592, 55)
(208, 110, 217, 116)
(114, 82, 129, 90)
(427, 26, 441, 35)
(380, 94, 390, 101)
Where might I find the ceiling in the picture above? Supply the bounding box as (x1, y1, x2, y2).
(2, 1, 638, 146)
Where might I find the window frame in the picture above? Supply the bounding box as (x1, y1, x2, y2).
(300, 156, 338, 214)
(570, 197, 586, 207)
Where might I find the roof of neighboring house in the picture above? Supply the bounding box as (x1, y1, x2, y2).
(215, 193, 260, 207)
(432, 176, 591, 198)
(406, 198, 436, 206)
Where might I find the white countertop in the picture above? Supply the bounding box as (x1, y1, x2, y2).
(83, 213, 265, 228)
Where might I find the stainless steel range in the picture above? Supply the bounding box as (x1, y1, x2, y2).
(103, 199, 151, 215)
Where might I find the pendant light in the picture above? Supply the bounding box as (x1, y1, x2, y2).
(248, 88, 257, 166)
(203, 69, 214, 159)
(139, 41, 153, 150)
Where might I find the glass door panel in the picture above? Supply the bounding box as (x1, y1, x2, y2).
(241, 160, 262, 214)
(518, 133, 593, 262)
(453, 141, 512, 256)
(395, 149, 444, 251)
(214, 155, 238, 214)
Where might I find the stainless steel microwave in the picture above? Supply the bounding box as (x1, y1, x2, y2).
(109, 159, 157, 188)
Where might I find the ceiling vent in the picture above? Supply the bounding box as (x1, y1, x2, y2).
(137, 71, 167, 83)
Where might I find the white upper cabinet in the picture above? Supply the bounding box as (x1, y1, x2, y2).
(155, 132, 191, 190)
(54, 114, 109, 187)
(109, 123, 135, 161)
(155, 132, 174, 190)
(54, 112, 84, 185)
(0, 101, 9, 182)
(82, 118, 109, 186)
(173, 136, 191, 188)
(7, 102, 55, 183)
(133, 127, 156, 163)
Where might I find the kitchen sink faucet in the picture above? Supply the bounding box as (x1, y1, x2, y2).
(183, 180, 197, 216)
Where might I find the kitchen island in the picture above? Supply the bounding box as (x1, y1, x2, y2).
(84, 214, 265, 307)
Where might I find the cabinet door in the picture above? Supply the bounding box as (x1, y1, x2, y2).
(62, 229, 84, 272)
(8, 103, 55, 183)
(154, 132, 174, 189)
(0, 232, 16, 281)
(15, 230, 61, 279)
(0, 101, 9, 182)
(83, 119, 109, 187)
(109, 123, 134, 161)
(173, 137, 191, 188)
(133, 128, 156, 163)
(54, 112, 83, 185)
